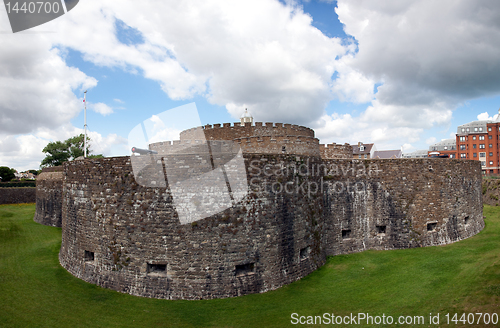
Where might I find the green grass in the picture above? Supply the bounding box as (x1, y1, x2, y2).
(1, 204, 500, 327)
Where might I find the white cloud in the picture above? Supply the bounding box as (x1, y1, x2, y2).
(3, 0, 500, 168)
(45, 0, 346, 125)
(426, 137, 437, 145)
(477, 112, 492, 121)
(89, 102, 114, 116)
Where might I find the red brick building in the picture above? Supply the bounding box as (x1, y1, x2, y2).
(456, 120, 500, 175)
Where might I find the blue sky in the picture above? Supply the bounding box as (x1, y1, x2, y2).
(1, 0, 500, 170)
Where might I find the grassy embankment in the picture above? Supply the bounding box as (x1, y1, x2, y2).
(1, 204, 499, 327)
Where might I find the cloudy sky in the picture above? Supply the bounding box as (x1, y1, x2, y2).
(1, 0, 500, 171)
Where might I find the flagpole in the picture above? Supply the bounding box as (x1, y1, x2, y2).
(84, 90, 87, 158)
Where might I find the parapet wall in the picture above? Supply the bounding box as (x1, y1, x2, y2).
(149, 136, 320, 157)
(320, 143, 353, 159)
(180, 122, 315, 141)
(34, 166, 63, 227)
(57, 154, 483, 300)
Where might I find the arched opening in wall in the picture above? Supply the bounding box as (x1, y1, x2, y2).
(464, 216, 470, 225)
(84, 250, 94, 262)
(342, 229, 351, 239)
(300, 246, 310, 261)
(376, 225, 386, 234)
(147, 263, 167, 276)
(427, 222, 437, 232)
(235, 263, 255, 276)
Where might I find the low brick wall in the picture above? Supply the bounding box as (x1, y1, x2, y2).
(0, 187, 36, 204)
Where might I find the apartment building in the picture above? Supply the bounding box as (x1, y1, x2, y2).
(456, 118, 500, 174)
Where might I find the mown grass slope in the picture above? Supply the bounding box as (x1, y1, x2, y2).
(0, 204, 499, 327)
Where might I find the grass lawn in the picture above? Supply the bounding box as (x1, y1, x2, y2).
(1, 204, 499, 327)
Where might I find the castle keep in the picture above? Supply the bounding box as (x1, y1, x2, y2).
(35, 122, 484, 300)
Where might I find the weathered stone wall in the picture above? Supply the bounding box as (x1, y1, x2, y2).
(59, 156, 324, 300)
(320, 143, 353, 159)
(0, 187, 36, 205)
(34, 166, 63, 227)
(180, 122, 315, 141)
(58, 154, 483, 300)
(320, 158, 483, 255)
(150, 136, 320, 157)
(481, 178, 500, 206)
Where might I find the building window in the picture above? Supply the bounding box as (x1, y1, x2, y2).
(480, 152, 486, 158)
(473, 153, 477, 158)
(459, 136, 466, 141)
(489, 135, 493, 139)
(460, 145, 466, 150)
(479, 136, 485, 140)
(479, 127, 483, 132)
(490, 144, 493, 148)
(490, 152, 494, 157)
(482, 161, 486, 166)
(461, 153, 466, 158)
(461, 128, 465, 133)
(489, 127, 492, 131)
(480, 144, 485, 149)
(474, 127, 478, 132)
(364, 154, 367, 159)
(444, 146, 448, 150)
(450, 154, 455, 158)
(467, 128, 470, 132)
(358, 155, 361, 159)
(473, 136, 476, 140)
(473, 144, 477, 149)
(490, 161, 494, 165)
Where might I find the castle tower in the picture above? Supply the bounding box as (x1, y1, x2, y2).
(240, 108, 253, 125)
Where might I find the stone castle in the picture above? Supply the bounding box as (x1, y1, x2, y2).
(34, 119, 484, 300)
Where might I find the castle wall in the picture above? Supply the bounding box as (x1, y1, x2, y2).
(59, 156, 325, 300)
(34, 166, 63, 227)
(150, 136, 320, 157)
(180, 122, 315, 141)
(320, 143, 353, 159)
(58, 154, 484, 300)
(320, 159, 483, 255)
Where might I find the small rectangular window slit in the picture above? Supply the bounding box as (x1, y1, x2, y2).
(464, 216, 470, 225)
(376, 225, 386, 234)
(235, 263, 255, 276)
(147, 263, 167, 276)
(300, 246, 310, 260)
(342, 229, 351, 239)
(84, 250, 94, 262)
(427, 222, 437, 232)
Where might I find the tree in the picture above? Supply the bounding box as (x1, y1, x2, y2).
(40, 134, 102, 168)
(0, 166, 15, 182)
